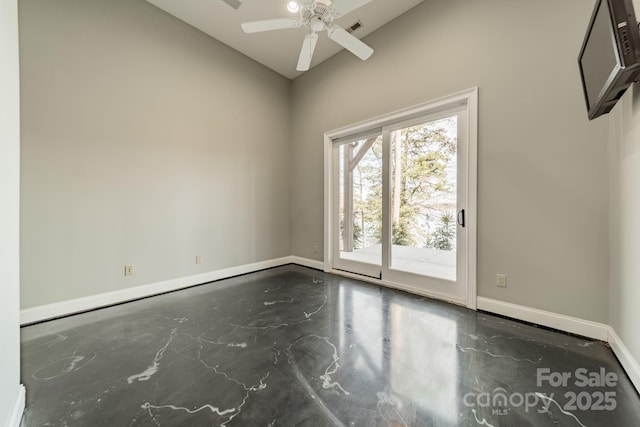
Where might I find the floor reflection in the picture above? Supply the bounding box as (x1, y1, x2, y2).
(337, 283, 459, 425)
(389, 300, 458, 425)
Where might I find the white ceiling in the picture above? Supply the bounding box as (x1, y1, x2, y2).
(146, 0, 424, 79)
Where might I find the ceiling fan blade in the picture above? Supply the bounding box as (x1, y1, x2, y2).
(297, 32, 319, 71)
(221, 0, 242, 10)
(328, 25, 373, 60)
(241, 18, 301, 34)
(333, 0, 373, 17)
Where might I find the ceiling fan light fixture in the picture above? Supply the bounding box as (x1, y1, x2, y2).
(287, 1, 299, 13)
(241, 0, 375, 72)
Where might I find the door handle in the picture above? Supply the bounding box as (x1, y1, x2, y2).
(457, 209, 465, 228)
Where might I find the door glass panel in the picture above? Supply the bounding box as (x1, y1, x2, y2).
(389, 116, 457, 281)
(338, 136, 383, 267)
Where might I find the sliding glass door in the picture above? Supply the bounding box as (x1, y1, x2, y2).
(382, 110, 468, 302)
(327, 91, 476, 306)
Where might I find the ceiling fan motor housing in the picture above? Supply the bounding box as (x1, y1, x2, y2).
(302, 0, 336, 29)
(241, 0, 374, 72)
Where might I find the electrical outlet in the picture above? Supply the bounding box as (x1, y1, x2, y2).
(124, 265, 134, 276)
(496, 274, 507, 287)
(196, 256, 202, 265)
(313, 245, 319, 254)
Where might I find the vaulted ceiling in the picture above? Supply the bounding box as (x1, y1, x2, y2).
(146, 0, 424, 79)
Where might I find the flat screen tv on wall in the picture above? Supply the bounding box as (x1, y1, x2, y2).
(578, 0, 640, 120)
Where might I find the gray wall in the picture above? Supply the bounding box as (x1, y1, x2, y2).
(0, 0, 22, 421)
(19, 0, 616, 326)
(290, 0, 610, 322)
(609, 85, 640, 365)
(19, 0, 291, 308)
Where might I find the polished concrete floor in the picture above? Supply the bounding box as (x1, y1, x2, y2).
(20, 265, 640, 426)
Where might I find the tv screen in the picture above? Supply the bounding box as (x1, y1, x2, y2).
(578, 0, 640, 120)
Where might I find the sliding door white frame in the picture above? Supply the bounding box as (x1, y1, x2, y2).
(324, 88, 478, 309)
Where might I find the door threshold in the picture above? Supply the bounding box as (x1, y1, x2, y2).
(329, 268, 468, 308)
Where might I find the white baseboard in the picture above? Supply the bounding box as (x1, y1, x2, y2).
(7, 385, 25, 427)
(20, 256, 329, 325)
(289, 256, 324, 271)
(17, 258, 640, 396)
(20, 257, 295, 325)
(608, 327, 640, 393)
(476, 298, 640, 395)
(476, 297, 609, 341)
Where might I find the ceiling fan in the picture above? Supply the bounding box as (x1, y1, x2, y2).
(241, 0, 374, 72)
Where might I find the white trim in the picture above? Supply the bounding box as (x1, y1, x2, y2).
(289, 256, 324, 271)
(20, 257, 294, 325)
(323, 133, 333, 273)
(608, 327, 640, 393)
(330, 268, 466, 307)
(325, 88, 479, 141)
(475, 297, 640, 395)
(465, 88, 478, 310)
(7, 385, 25, 427)
(477, 297, 609, 341)
(20, 257, 332, 325)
